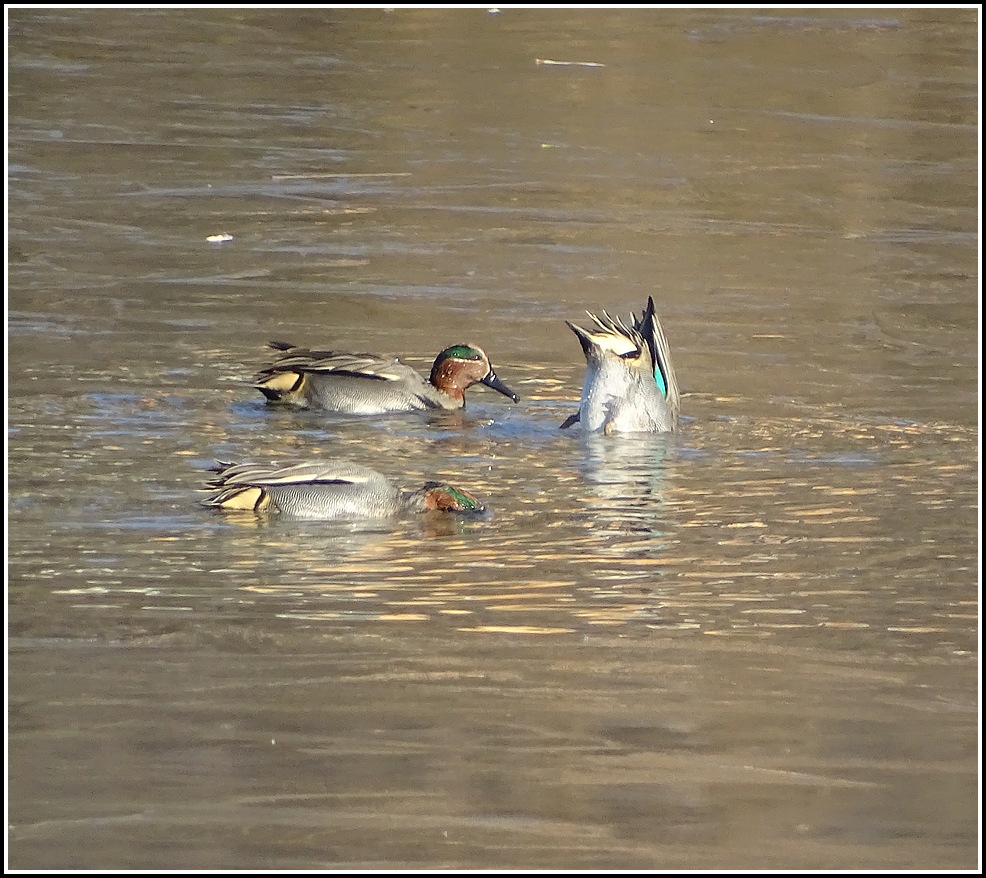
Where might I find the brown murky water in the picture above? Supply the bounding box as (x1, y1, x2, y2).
(6, 7, 979, 871)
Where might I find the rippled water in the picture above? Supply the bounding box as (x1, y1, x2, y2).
(7, 7, 979, 870)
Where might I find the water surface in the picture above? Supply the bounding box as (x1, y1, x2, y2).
(7, 7, 979, 871)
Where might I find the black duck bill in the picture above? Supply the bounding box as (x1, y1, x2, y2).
(481, 366, 520, 403)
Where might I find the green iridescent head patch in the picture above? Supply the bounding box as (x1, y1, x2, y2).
(440, 345, 482, 361)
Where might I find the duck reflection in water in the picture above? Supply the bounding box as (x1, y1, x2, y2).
(577, 432, 677, 542)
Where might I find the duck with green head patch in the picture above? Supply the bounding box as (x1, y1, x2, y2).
(201, 460, 488, 520)
(254, 340, 519, 414)
(562, 296, 680, 434)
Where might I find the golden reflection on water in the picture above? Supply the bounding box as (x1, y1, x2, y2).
(22, 383, 973, 644)
(190, 394, 979, 641)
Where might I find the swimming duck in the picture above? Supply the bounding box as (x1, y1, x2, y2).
(561, 295, 680, 434)
(201, 460, 487, 520)
(253, 341, 519, 414)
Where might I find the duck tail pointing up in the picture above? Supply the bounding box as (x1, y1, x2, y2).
(638, 296, 680, 421)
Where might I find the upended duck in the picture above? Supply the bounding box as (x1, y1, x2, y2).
(561, 295, 680, 434)
(201, 460, 487, 520)
(253, 340, 519, 414)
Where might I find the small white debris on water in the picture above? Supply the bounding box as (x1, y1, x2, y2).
(206, 233, 234, 243)
(536, 58, 606, 67)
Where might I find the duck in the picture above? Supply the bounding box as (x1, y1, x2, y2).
(253, 340, 519, 414)
(561, 295, 680, 434)
(200, 460, 488, 520)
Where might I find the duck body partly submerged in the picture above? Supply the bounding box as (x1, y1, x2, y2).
(562, 296, 680, 434)
(201, 460, 487, 521)
(254, 341, 518, 414)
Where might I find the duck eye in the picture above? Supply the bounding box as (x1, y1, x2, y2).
(619, 348, 641, 360)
